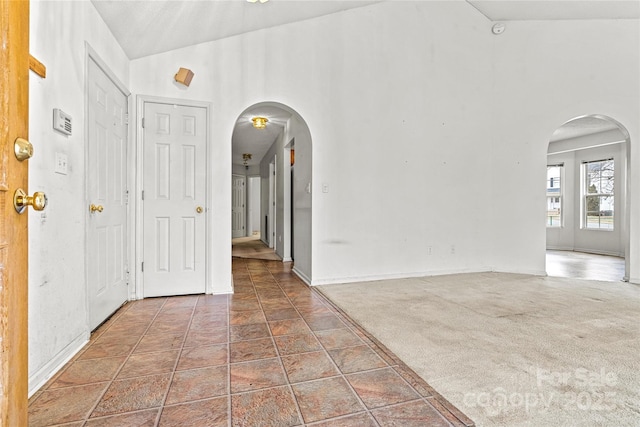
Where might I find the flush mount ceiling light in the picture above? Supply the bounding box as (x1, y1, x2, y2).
(251, 116, 268, 129)
(247, 0, 269, 3)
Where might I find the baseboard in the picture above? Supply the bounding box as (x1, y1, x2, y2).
(28, 331, 89, 397)
(573, 248, 624, 258)
(311, 266, 496, 286)
(492, 267, 548, 277)
(548, 246, 624, 258)
(546, 245, 574, 251)
(292, 267, 311, 286)
(282, 257, 293, 262)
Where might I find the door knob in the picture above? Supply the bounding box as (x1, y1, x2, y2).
(14, 188, 47, 214)
(196, 206, 203, 214)
(90, 204, 104, 213)
(14, 137, 34, 161)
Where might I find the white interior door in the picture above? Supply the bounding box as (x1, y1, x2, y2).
(87, 57, 129, 330)
(269, 159, 276, 248)
(142, 102, 207, 297)
(232, 174, 246, 238)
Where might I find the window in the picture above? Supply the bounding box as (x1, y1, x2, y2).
(583, 159, 614, 230)
(546, 164, 563, 227)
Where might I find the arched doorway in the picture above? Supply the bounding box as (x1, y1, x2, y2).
(230, 102, 313, 283)
(545, 114, 630, 281)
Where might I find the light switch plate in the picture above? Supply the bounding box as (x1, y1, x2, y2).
(55, 152, 68, 175)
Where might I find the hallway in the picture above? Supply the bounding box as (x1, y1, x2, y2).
(28, 258, 470, 426)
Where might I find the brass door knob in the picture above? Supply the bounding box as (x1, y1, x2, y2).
(14, 137, 34, 161)
(196, 206, 203, 214)
(14, 188, 47, 214)
(90, 204, 104, 213)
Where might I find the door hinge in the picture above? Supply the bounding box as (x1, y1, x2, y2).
(141, 117, 145, 128)
(124, 113, 129, 125)
(141, 190, 145, 200)
(125, 190, 129, 205)
(141, 262, 144, 272)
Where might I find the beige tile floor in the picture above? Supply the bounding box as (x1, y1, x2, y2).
(28, 257, 472, 426)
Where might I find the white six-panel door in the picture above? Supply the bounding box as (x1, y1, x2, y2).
(87, 57, 129, 330)
(232, 174, 246, 238)
(142, 102, 207, 297)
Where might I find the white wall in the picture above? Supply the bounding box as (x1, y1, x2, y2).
(260, 127, 287, 259)
(287, 115, 313, 282)
(130, 1, 496, 286)
(25, 0, 640, 396)
(547, 137, 627, 256)
(28, 1, 130, 393)
(491, 19, 639, 280)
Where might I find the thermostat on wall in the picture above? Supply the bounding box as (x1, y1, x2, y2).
(53, 108, 72, 135)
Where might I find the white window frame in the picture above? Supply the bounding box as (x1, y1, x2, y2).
(582, 158, 614, 231)
(546, 164, 563, 228)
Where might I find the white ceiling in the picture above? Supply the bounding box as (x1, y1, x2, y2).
(89, 0, 639, 166)
(549, 116, 623, 143)
(232, 105, 292, 167)
(91, 0, 382, 60)
(90, 0, 640, 61)
(468, 0, 639, 21)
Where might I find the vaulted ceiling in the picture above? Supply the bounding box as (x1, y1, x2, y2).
(89, 0, 638, 166)
(92, 0, 639, 60)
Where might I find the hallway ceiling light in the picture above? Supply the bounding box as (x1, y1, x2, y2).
(251, 116, 268, 129)
(247, 0, 269, 3)
(242, 153, 252, 169)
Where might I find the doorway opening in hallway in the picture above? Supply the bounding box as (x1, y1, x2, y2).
(230, 102, 313, 283)
(545, 114, 630, 282)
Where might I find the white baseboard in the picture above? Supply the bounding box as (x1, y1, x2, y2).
(546, 245, 574, 251)
(573, 248, 624, 257)
(28, 331, 89, 397)
(492, 267, 548, 277)
(311, 266, 498, 286)
(292, 267, 311, 286)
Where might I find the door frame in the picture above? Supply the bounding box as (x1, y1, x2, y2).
(232, 173, 246, 238)
(135, 95, 212, 298)
(269, 158, 276, 248)
(84, 44, 132, 323)
(1, 0, 30, 423)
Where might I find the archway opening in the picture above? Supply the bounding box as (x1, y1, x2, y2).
(230, 102, 313, 283)
(545, 114, 630, 281)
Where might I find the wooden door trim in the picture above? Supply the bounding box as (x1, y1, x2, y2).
(0, 0, 30, 425)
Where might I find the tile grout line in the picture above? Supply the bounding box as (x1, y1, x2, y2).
(82, 297, 170, 425)
(154, 296, 200, 426)
(313, 286, 470, 426)
(268, 262, 381, 427)
(257, 260, 307, 426)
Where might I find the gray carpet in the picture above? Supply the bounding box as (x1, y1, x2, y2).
(232, 236, 281, 261)
(318, 273, 640, 427)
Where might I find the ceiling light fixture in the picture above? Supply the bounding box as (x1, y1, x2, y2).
(242, 153, 252, 169)
(251, 117, 268, 129)
(247, 0, 269, 3)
